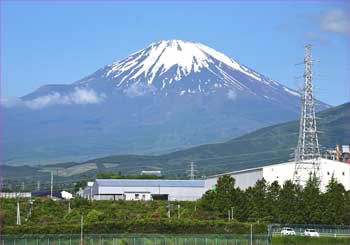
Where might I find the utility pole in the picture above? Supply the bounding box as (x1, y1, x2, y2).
(293, 44, 321, 185)
(80, 215, 84, 245)
(250, 224, 253, 245)
(37, 180, 40, 191)
(51, 171, 53, 199)
(16, 198, 21, 225)
(22, 182, 25, 191)
(27, 196, 34, 220)
(167, 203, 171, 218)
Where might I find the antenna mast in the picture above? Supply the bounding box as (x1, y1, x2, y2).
(293, 44, 321, 184)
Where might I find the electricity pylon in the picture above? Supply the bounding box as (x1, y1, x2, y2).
(293, 44, 321, 185)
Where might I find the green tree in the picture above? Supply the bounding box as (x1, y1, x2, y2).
(86, 209, 104, 223)
(245, 179, 268, 222)
(199, 175, 240, 219)
(265, 181, 281, 223)
(278, 180, 302, 223)
(322, 176, 347, 224)
(300, 175, 323, 224)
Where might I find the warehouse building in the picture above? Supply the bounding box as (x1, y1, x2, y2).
(206, 158, 350, 192)
(84, 179, 206, 201)
(80, 159, 350, 201)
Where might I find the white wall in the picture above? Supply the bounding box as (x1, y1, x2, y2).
(263, 158, 350, 191)
(263, 162, 296, 187)
(94, 186, 206, 201)
(320, 159, 350, 191)
(205, 168, 263, 190)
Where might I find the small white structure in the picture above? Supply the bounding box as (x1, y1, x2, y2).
(206, 158, 350, 191)
(89, 179, 206, 201)
(141, 171, 162, 177)
(61, 191, 73, 200)
(124, 192, 152, 201)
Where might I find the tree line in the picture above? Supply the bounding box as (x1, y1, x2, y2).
(1, 175, 349, 234)
(199, 175, 350, 225)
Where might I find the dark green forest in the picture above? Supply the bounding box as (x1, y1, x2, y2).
(200, 175, 350, 224)
(1, 175, 349, 234)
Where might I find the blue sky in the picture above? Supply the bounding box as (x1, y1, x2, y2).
(1, 1, 349, 106)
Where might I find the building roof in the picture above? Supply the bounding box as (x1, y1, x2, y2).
(32, 191, 62, 198)
(207, 158, 349, 179)
(95, 179, 205, 187)
(208, 166, 264, 178)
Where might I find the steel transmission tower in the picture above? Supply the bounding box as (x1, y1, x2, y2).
(188, 162, 197, 180)
(293, 44, 321, 184)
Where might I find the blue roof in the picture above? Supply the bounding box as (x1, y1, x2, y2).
(96, 179, 205, 187)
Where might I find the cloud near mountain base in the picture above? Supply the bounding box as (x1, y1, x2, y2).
(2, 87, 106, 109)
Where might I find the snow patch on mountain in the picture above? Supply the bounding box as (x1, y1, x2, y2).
(283, 87, 301, 97)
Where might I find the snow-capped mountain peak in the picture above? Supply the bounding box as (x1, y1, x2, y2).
(74, 39, 306, 102)
(89, 40, 265, 90)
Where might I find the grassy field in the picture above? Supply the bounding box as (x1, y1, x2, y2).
(272, 236, 350, 245)
(1, 234, 268, 245)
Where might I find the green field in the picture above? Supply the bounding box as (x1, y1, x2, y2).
(1, 234, 268, 245)
(2, 234, 350, 245)
(272, 236, 350, 245)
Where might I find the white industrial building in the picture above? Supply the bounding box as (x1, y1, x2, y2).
(80, 158, 350, 201)
(82, 179, 207, 201)
(206, 158, 350, 192)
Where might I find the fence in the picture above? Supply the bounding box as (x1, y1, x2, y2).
(0, 234, 269, 245)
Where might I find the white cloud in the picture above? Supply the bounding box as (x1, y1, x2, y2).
(227, 89, 237, 100)
(1, 87, 106, 110)
(124, 83, 157, 98)
(320, 9, 350, 35)
(1, 97, 24, 108)
(70, 87, 106, 104)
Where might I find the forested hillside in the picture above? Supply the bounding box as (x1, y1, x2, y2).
(2, 102, 349, 189)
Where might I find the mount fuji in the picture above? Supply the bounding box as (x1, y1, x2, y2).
(3, 40, 329, 165)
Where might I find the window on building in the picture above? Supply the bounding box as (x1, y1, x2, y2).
(342, 172, 345, 176)
(142, 194, 146, 200)
(135, 194, 139, 200)
(327, 172, 330, 175)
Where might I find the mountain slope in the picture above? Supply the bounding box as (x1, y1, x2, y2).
(3, 40, 329, 165)
(3, 102, 347, 181)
